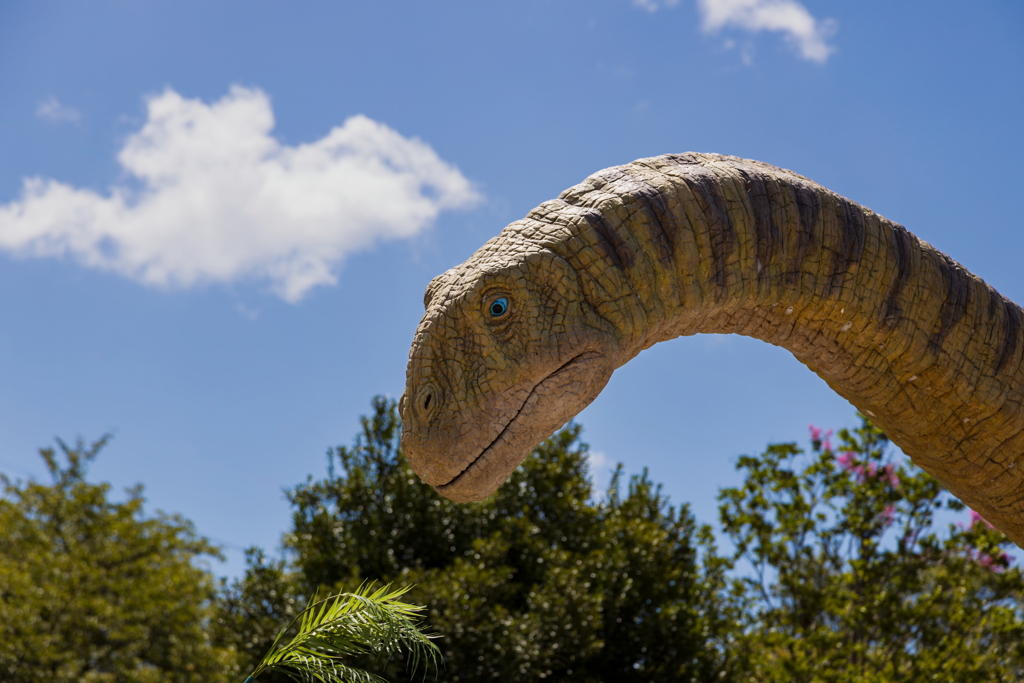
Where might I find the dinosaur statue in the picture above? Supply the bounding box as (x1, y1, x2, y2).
(399, 153, 1024, 548)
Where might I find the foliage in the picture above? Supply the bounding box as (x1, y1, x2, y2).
(215, 548, 304, 681)
(9, 402, 1023, 683)
(720, 418, 1024, 682)
(226, 396, 744, 682)
(0, 436, 232, 683)
(247, 583, 439, 683)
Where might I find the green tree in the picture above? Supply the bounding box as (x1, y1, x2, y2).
(214, 548, 302, 681)
(225, 396, 744, 683)
(720, 418, 1024, 682)
(0, 436, 233, 683)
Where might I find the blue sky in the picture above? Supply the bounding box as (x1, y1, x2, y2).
(1, 1, 1021, 577)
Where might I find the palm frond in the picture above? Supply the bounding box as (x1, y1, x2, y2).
(246, 582, 441, 683)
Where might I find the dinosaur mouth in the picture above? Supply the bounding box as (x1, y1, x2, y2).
(435, 351, 603, 498)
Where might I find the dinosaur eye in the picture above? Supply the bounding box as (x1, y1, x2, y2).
(488, 297, 509, 317)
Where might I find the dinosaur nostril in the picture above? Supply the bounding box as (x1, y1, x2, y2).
(415, 383, 439, 421)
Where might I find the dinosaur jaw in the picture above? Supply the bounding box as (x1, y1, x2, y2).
(432, 350, 612, 503)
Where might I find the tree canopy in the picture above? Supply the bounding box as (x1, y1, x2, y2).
(5, 400, 1024, 682)
(721, 421, 1024, 682)
(222, 396, 741, 682)
(224, 399, 1024, 682)
(0, 437, 232, 683)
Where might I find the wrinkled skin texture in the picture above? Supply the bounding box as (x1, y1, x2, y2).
(401, 153, 1024, 547)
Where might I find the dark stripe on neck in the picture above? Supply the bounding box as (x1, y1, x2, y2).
(828, 197, 866, 298)
(680, 170, 734, 290)
(597, 168, 680, 268)
(788, 184, 820, 285)
(554, 189, 636, 272)
(736, 168, 781, 282)
(881, 224, 914, 328)
(995, 294, 1022, 374)
(929, 254, 970, 355)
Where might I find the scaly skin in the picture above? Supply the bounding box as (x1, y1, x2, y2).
(400, 153, 1024, 547)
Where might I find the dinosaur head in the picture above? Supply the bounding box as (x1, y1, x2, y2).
(400, 233, 618, 502)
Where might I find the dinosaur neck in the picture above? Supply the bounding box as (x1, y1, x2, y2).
(527, 153, 1024, 546)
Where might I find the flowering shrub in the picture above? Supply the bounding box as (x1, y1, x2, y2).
(720, 417, 1024, 681)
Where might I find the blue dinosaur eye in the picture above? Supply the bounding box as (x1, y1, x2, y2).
(488, 297, 509, 317)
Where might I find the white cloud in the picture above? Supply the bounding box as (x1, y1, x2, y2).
(3, 86, 480, 302)
(235, 303, 259, 321)
(36, 97, 81, 123)
(588, 450, 617, 474)
(698, 0, 836, 62)
(632, 0, 681, 12)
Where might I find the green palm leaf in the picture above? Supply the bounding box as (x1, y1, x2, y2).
(245, 583, 441, 683)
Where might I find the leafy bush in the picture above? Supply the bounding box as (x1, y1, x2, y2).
(721, 419, 1024, 682)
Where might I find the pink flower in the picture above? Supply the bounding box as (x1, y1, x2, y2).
(835, 450, 901, 487)
(837, 451, 857, 470)
(970, 510, 996, 530)
(968, 547, 1011, 573)
(880, 505, 896, 526)
(882, 464, 900, 488)
(809, 425, 822, 442)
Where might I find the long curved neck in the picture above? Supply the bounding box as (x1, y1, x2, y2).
(526, 153, 1024, 546)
